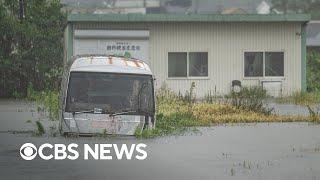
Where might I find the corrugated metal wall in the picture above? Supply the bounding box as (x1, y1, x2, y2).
(73, 22, 302, 97)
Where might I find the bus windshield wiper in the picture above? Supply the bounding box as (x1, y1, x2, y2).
(73, 108, 103, 115)
(73, 110, 94, 115)
(109, 109, 151, 117)
(109, 110, 138, 117)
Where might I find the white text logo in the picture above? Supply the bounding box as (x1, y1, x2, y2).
(19, 143, 147, 160)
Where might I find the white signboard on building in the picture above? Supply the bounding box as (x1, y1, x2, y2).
(102, 40, 149, 62)
(74, 30, 150, 63)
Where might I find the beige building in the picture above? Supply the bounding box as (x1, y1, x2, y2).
(65, 14, 310, 97)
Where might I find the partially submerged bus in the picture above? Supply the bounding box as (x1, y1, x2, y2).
(59, 55, 155, 136)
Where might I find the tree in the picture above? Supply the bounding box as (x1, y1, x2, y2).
(0, 1, 20, 96)
(307, 51, 320, 91)
(0, 0, 66, 97)
(271, 0, 320, 19)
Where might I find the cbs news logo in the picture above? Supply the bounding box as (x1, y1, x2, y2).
(20, 143, 147, 160)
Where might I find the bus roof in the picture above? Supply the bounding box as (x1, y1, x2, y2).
(70, 56, 152, 75)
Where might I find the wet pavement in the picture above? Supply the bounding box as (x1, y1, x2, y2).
(0, 99, 320, 180)
(266, 102, 312, 116)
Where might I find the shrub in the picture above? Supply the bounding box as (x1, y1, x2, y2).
(137, 86, 312, 138)
(156, 83, 181, 105)
(205, 90, 216, 104)
(182, 82, 196, 104)
(307, 105, 320, 123)
(35, 121, 45, 136)
(307, 51, 320, 91)
(292, 91, 320, 105)
(27, 85, 60, 121)
(277, 91, 320, 105)
(135, 112, 200, 138)
(227, 86, 273, 115)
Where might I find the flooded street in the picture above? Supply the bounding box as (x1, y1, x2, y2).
(0, 100, 320, 180)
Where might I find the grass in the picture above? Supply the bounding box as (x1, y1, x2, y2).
(136, 86, 318, 138)
(135, 112, 201, 138)
(307, 105, 320, 123)
(136, 101, 313, 139)
(276, 91, 320, 106)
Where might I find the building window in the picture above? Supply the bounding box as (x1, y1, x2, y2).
(265, 52, 284, 76)
(244, 51, 284, 77)
(168, 52, 208, 78)
(168, 52, 187, 77)
(244, 52, 263, 77)
(189, 52, 208, 77)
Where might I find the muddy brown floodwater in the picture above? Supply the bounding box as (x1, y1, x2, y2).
(0, 100, 320, 180)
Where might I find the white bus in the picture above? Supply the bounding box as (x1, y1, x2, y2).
(59, 55, 155, 136)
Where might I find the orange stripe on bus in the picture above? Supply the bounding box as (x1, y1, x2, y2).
(108, 57, 113, 64)
(134, 61, 141, 67)
(140, 62, 145, 68)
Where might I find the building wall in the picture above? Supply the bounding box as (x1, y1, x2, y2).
(72, 22, 302, 97)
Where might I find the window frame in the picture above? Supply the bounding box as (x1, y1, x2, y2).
(243, 50, 285, 79)
(167, 51, 209, 79)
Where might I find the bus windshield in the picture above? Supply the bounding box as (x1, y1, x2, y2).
(65, 72, 154, 115)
